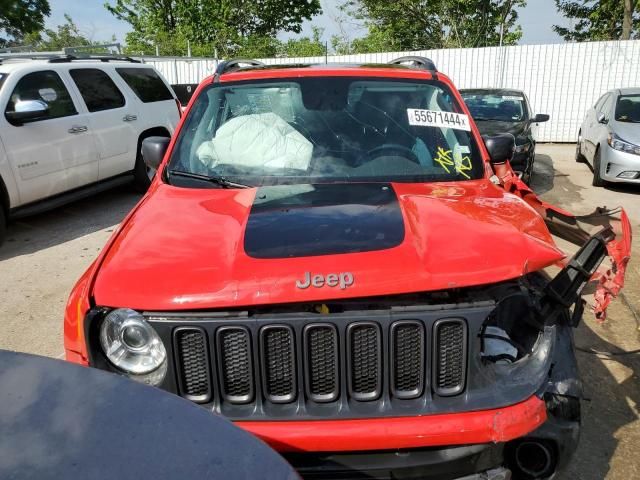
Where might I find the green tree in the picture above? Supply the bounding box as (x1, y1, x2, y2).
(105, 0, 322, 57)
(340, 0, 526, 51)
(23, 14, 114, 51)
(348, 26, 397, 53)
(281, 26, 326, 57)
(236, 34, 281, 58)
(0, 0, 51, 47)
(554, 0, 640, 41)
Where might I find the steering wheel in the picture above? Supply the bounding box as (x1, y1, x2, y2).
(367, 144, 420, 164)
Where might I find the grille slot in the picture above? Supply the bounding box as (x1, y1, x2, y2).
(433, 319, 467, 396)
(174, 328, 211, 402)
(347, 322, 382, 401)
(390, 321, 425, 399)
(304, 324, 339, 403)
(216, 327, 254, 403)
(261, 326, 296, 403)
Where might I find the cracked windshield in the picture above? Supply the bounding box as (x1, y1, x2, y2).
(168, 77, 483, 186)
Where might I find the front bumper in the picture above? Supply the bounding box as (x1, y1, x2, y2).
(284, 443, 507, 480)
(280, 397, 580, 479)
(239, 395, 547, 452)
(600, 144, 640, 183)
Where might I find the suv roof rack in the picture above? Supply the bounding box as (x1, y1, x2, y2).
(215, 58, 265, 78)
(0, 53, 140, 65)
(210, 56, 437, 80)
(388, 56, 437, 72)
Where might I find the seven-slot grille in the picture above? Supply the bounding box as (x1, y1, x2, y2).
(171, 319, 467, 406)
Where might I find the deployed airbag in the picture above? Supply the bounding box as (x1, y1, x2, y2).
(195, 112, 313, 172)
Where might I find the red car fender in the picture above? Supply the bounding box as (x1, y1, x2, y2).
(63, 192, 157, 363)
(64, 264, 93, 363)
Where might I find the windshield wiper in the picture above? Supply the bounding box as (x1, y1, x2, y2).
(168, 169, 251, 189)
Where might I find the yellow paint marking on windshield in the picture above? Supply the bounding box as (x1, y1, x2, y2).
(434, 147, 454, 173)
(454, 155, 472, 179)
(434, 146, 472, 179)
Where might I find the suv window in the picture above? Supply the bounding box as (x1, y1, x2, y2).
(116, 68, 173, 103)
(70, 68, 125, 112)
(5, 70, 77, 120)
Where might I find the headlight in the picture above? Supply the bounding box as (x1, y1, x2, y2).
(608, 133, 640, 155)
(100, 308, 167, 384)
(514, 142, 531, 153)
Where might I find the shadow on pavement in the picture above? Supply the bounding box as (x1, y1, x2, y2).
(0, 187, 141, 261)
(558, 319, 640, 480)
(604, 183, 640, 195)
(531, 153, 556, 195)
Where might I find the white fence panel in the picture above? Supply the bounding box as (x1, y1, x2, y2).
(140, 40, 640, 142)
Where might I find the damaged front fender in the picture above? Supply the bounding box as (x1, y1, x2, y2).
(494, 163, 632, 321)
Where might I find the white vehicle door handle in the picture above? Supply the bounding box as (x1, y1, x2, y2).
(68, 126, 88, 134)
(123, 114, 137, 122)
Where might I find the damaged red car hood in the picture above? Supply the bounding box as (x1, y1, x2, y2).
(92, 180, 565, 311)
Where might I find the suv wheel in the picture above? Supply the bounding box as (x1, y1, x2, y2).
(522, 150, 535, 185)
(133, 143, 154, 193)
(575, 133, 586, 163)
(0, 206, 6, 247)
(592, 148, 606, 187)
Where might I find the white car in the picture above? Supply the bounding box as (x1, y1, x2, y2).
(576, 88, 640, 186)
(0, 55, 181, 244)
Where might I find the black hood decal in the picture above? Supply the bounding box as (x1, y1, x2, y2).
(244, 184, 405, 258)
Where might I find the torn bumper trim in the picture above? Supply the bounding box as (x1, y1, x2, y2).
(237, 395, 547, 453)
(592, 208, 632, 320)
(494, 166, 632, 321)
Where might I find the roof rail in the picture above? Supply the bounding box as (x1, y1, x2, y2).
(0, 52, 140, 64)
(63, 43, 122, 55)
(49, 54, 140, 64)
(215, 58, 265, 77)
(388, 56, 437, 72)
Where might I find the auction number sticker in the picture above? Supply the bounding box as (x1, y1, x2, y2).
(407, 109, 471, 131)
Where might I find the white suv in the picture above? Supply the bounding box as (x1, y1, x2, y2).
(0, 55, 181, 244)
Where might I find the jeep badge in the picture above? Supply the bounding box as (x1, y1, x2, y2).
(296, 272, 354, 290)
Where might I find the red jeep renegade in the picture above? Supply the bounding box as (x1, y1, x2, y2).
(64, 57, 631, 479)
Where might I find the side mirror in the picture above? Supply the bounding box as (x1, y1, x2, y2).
(597, 112, 607, 124)
(533, 113, 549, 123)
(483, 133, 515, 165)
(5, 99, 49, 125)
(142, 136, 171, 170)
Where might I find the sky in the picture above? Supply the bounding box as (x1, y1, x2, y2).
(45, 0, 573, 49)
